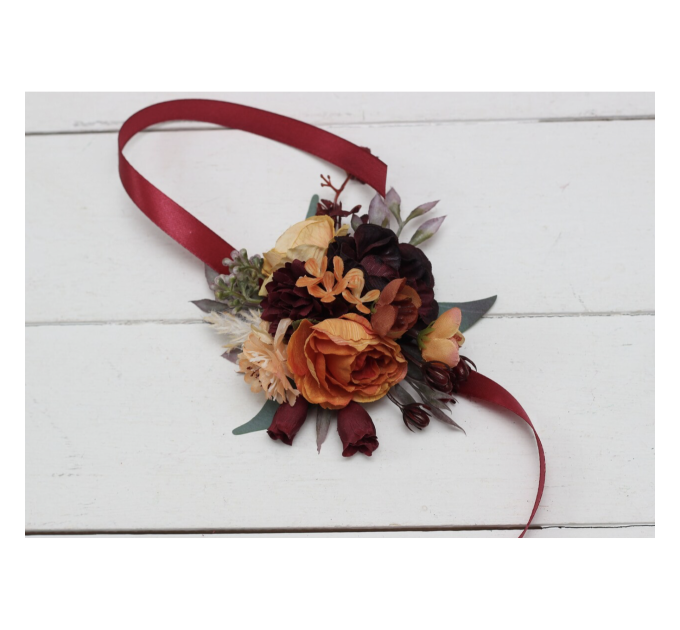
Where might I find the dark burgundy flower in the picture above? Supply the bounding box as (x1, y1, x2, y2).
(260, 260, 349, 336)
(267, 396, 310, 446)
(327, 224, 401, 291)
(337, 401, 379, 457)
(398, 243, 438, 325)
(402, 402, 431, 431)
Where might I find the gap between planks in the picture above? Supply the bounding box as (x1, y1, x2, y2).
(26, 523, 655, 536)
(24, 114, 656, 137)
(24, 311, 656, 328)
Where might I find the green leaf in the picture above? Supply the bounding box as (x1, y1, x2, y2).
(438, 295, 497, 333)
(305, 194, 320, 219)
(232, 399, 279, 435)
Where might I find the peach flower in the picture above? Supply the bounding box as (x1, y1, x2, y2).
(287, 314, 408, 409)
(417, 307, 465, 367)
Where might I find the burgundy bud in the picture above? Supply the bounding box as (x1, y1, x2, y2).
(402, 403, 431, 431)
(267, 397, 309, 446)
(337, 401, 379, 457)
(451, 356, 475, 384)
(422, 361, 455, 394)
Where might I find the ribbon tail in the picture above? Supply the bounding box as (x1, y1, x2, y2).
(457, 371, 546, 538)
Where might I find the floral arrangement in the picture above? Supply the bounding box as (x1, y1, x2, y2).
(193, 175, 493, 456)
(119, 99, 544, 535)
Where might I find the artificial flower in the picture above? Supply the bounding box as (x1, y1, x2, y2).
(260, 259, 352, 336)
(337, 401, 379, 457)
(296, 255, 375, 310)
(260, 260, 325, 335)
(267, 396, 309, 445)
(370, 278, 422, 338)
(327, 223, 401, 291)
(287, 314, 408, 409)
(417, 307, 465, 368)
(398, 243, 438, 325)
(238, 318, 299, 405)
(261, 215, 336, 280)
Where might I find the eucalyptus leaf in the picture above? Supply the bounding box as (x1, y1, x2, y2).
(191, 299, 232, 314)
(427, 405, 466, 434)
(305, 194, 320, 219)
(438, 295, 497, 333)
(389, 383, 417, 407)
(316, 407, 333, 453)
(232, 399, 279, 435)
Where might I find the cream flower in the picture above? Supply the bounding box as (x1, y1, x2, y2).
(237, 318, 299, 406)
(261, 215, 336, 278)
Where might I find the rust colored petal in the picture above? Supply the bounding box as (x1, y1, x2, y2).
(377, 278, 406, 307)
(371, 303, 398, 337)
(287, 319, 314, 376)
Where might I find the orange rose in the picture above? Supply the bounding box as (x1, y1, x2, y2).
(287, 314, 408, 410)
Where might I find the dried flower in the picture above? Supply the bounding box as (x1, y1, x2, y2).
(204, 307, 262, 350)
(238, 318, 299, 406)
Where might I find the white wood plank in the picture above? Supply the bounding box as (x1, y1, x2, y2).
(25, 92, 654, 134)
(25, 314, 654, 532)
(27, 527, 655, 538)
(25, 120, 654, 323)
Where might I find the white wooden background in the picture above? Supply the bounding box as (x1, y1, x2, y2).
(25, 92, 655, 537)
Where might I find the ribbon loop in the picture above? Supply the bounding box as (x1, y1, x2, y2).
(118, 99, 388, 272)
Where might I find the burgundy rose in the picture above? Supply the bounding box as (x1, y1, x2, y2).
(267, 396, 310, 445)
(327, 224, 401, 291)
(398, 243, 439, 325)
(337, 401, 379, 457)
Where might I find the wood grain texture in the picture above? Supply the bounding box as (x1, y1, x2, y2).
(28, 527, 655, 538)
(26, 119, 654, 323)
(25, 315, 654, 532)
(25, 92, 654, 134)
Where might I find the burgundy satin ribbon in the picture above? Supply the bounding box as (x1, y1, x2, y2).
(119, 99, 388, 272)
(118, 100, 545, 537)
(458, 371, 546, 537)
